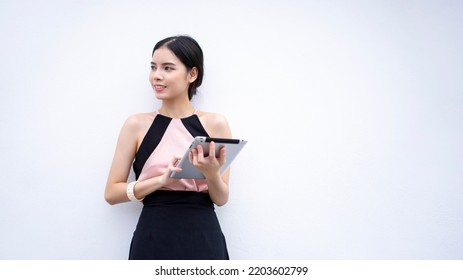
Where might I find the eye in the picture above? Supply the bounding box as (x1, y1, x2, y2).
(164, 66, 174, 71)
(150, 65, 156, 70)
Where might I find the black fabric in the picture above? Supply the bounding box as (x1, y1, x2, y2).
(128, 113, 229, 260)
(129, 191, 229, 260)
(132, 115, 171, 180)
(181, 114, 210, 138)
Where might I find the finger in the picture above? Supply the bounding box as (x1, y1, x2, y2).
(218, 146, 226, 165)
(171, 165, 182, 173)
(190, 148, 199, 165)
(172, 156, 181, 166)
(196, 144, 204, 162)
(169, 156, 182, 172)
(209, 141, 216, 158)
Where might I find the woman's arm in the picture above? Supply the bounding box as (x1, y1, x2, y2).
(104, 115, 181, 205)
(192, 113, 232, 206)
(104, 116, 139, 205)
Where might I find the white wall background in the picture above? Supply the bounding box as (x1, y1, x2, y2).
(1, 0, 462, 259)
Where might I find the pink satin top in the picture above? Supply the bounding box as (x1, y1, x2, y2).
(133, 111, 209, 192)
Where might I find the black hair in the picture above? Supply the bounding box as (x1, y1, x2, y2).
(152, 35, 204, 100)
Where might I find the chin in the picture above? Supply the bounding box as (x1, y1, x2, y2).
(154, 92, 168, 100)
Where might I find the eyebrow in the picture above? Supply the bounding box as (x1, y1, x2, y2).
(150, 61, 177, 66)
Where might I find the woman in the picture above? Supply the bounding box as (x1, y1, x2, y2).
(104, 35, 231, 260)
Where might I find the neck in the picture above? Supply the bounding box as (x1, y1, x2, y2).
(159, 101, 195, 118)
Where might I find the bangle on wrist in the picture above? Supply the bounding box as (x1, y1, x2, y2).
(126, 181, 143, 202)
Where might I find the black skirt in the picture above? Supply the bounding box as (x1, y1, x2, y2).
(128, 190, 229, 260)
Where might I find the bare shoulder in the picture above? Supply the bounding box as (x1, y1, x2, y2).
(124, 112, 155, 128)
(197, 110, 232, 138)
(199, 111, 228, 126)
(120, 112, 156, 140)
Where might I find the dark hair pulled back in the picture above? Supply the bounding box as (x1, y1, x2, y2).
(152, 35, 204, 100)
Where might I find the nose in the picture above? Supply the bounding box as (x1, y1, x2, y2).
(151, 68, 163, 81)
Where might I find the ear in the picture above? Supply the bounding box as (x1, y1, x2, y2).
(188, 67, 198, 83)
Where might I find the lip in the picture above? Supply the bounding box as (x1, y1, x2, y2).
(153, 84, 166, 92)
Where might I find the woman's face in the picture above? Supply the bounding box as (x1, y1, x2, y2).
(149, 46, 197, 101)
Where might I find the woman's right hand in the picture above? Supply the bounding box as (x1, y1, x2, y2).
(123, 156, 183, 202)
(159, 156, 183, 186)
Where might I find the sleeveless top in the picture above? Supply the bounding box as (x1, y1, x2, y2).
(132, 110, 210, 192)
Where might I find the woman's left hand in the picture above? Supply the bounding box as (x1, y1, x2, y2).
(189, 141, 226, 178)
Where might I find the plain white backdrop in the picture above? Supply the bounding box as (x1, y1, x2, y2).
(1, 0, 462, 259)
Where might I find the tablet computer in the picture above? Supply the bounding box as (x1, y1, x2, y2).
(170, 136, 247, 179)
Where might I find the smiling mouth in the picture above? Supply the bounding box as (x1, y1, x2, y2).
(154, 85, 166, 91)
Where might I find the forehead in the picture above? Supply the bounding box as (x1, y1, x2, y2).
(151, 46, 181, 64)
